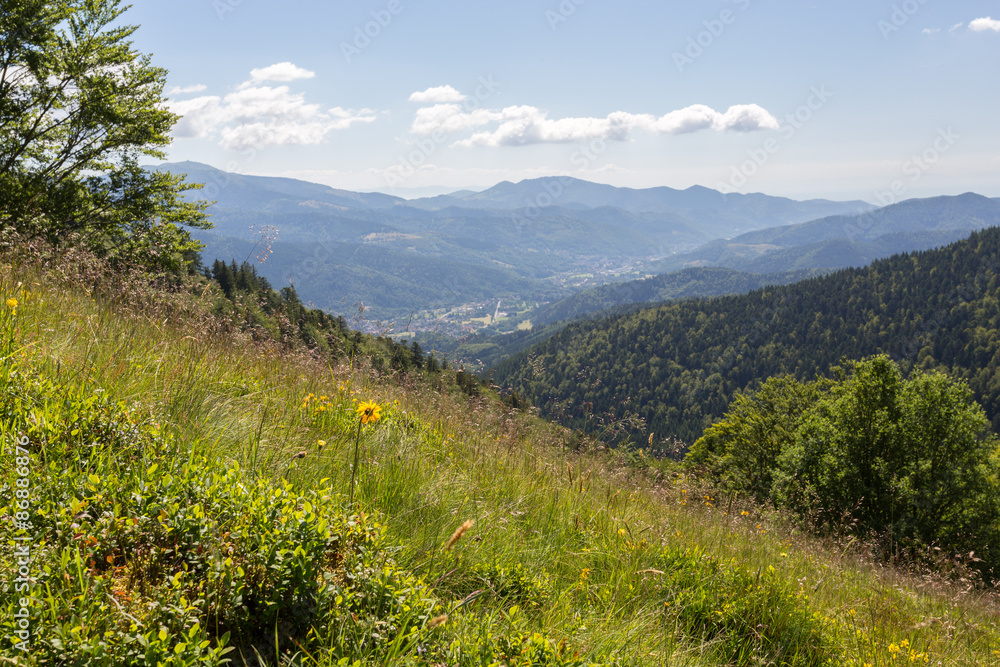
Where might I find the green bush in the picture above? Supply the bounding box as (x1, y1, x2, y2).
(441, 558, 553, 611)
(691, 356, 1000, 572)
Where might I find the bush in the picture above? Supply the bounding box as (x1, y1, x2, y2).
(691, 356, 1000, 573)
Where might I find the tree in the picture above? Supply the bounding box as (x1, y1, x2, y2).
(692, 355, 1000, 570)
(688, 375, 832, 502)
(0, 0, 209, 269)
(772, 356, 998, 560)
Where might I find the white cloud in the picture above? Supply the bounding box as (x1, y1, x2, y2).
(169, 67, 376, 151)
(409, 85, 466, 103)
(714, 104, 781, 132)
(950, 22, 965, 32)
(411, 102, 779, 148)
(247, 62, 316, 84)
(168, 84, 207, 95)
(969, 17, 1000, 32)
(921, 28, 940, 35)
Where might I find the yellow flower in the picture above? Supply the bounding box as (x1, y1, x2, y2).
(356, 401, 382, 424)
(5, 297, 16, 310)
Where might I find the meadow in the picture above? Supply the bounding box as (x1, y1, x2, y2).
(1, 250, 998, 665)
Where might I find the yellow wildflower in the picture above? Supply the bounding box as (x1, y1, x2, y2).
(5, 297, 16, 310)
(356, 401, 382, 424)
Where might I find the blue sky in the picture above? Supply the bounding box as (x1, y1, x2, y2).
(128, 0, 1000, 201)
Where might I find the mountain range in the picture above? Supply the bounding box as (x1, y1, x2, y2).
(159, 162, 874, 323)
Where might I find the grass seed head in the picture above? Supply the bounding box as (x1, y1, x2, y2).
(445, 519, 474, 550)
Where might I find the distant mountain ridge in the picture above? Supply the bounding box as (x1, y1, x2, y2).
(158, 161, 403, 212)
(648, 193, 1000, 275)
(155, 162, 989, 328)
(405, 176, 875, 238)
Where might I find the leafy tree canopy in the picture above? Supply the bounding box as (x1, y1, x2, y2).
(690, 355, 1000, 570)
(0, 0, 209, 270)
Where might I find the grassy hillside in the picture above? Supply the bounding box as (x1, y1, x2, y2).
(2, 253, 999, 665)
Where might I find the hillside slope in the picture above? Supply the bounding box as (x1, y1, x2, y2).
(493, 226, 1000, 444)
(4, 246, 1000, 666)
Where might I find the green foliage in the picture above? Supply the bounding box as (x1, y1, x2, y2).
(774, 357, 999, 559)
(691, 355, 1000, 572)
(0, 333, 442, 663)
(0, 0, 209, 270)
(656, 548, 832, 667)
(688, 375, 832, 501)
(442, 558, 553, 611)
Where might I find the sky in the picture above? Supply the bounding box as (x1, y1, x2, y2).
(126, 0, 1000, 202)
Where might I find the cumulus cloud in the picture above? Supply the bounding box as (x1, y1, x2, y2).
(168, 84, 207, 95)
(247, 62, 316, 83)
(969, 17, 1000, 32)
(409, 97, 779, 148)
(409, 85, 466, 103)
(169, 64, 376, 151)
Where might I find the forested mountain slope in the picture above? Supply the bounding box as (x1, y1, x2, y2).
(493, 227, 1000, 445)
(527, 267, 825, 327)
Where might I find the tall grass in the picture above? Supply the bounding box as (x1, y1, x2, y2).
(2, 254, 999, 666)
